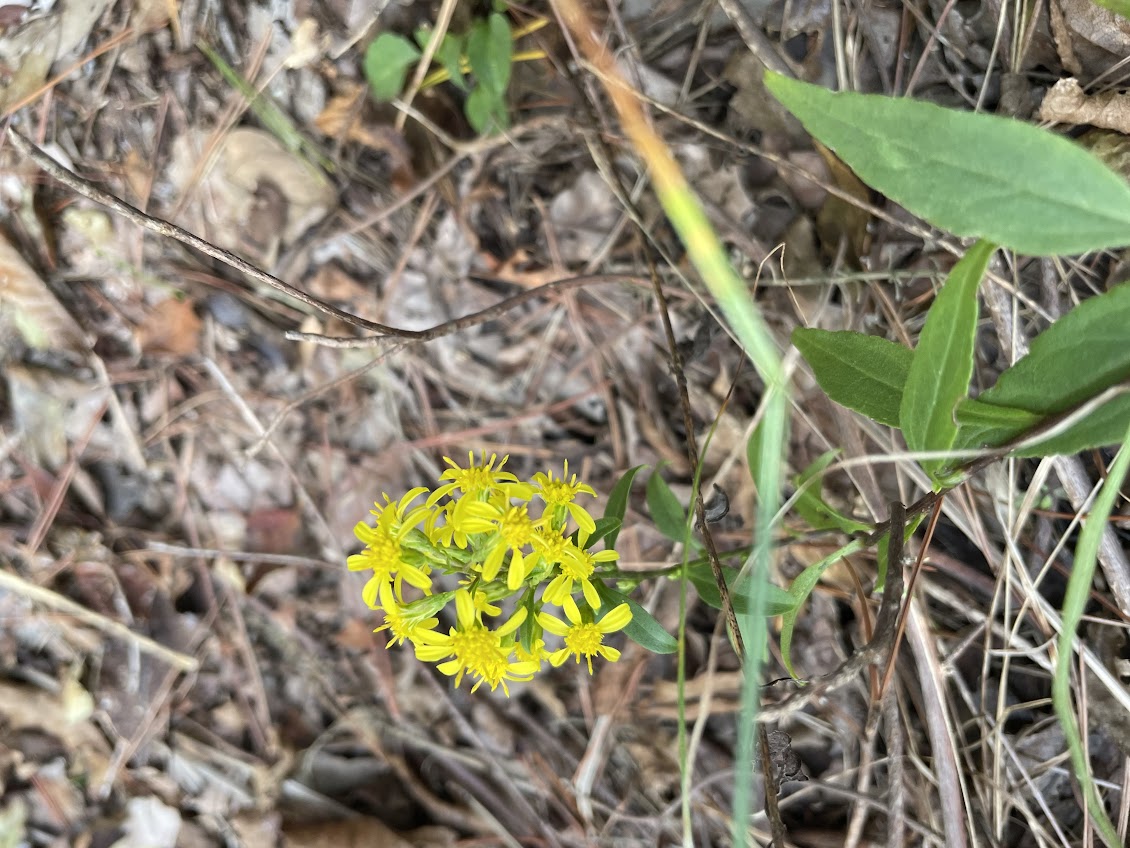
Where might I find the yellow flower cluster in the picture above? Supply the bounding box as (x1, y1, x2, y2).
(348, 453, 633, 694)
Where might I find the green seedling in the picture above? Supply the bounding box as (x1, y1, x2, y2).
(768, 72, 1130, 847)
(364, 10, 546, 134)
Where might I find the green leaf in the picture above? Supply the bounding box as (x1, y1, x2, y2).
(685, 563, 795, 616)
(583, 516, 622, 550)
(646, 469, 688, 543)
(364, 33, 421, 102)
(952, 397, 1042, 451)
(436, 33, 467, 91)
(792, 450, 871, 534)
(764, 73, 1130, 256)
(593, 580, 678, 654)
(792, 328, 912, 427)
(1092, 0, 1130, 18)
(899, 239, 995, 480)
(954, 282, 1130, 456)
(464, 86, 508, 134)
(603, 465, 646, 549)
(467, 12, 512, 95)
(780, 539, 866, 679)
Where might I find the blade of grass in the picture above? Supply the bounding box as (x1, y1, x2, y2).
(1053, 422, 1130, 848)
(553, 4, 789, 844)
(197, 40, 333, 171)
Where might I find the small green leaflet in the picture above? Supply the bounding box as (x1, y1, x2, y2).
(364, 33, 421, 102)
(764, 73, 1130, 256)
(899, 239, 995, 481)
(466, 12, 512, 95)
(791, 328, 912, 427)
(792, 450, 870, 534)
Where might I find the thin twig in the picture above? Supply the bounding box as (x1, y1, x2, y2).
(0, 567, 199, 672)
(5, 126, 648, 348)
(713, 0, 797, 77)
(884, 684, 907, 848)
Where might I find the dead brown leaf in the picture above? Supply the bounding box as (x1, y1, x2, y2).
(284, 816, 426, 848)
(246, 507, 302, 555)
(814, 141, 872, 266)
(138, 298, 202, 356)
(314, 83, 416, 190)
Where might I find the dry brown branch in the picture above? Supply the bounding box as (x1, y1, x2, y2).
(6, 126, 648, 348)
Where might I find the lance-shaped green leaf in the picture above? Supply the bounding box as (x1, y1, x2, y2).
(685, 563, 796, 616)
(792, 328, 912, 427)
(954, 282, 1130, 456)
(1092, 0, 1130, 19)
(602, 464, 646, 549)
(780, 539, 866, 679)
(593, 580, 678, 654)
(900, 240, 995, 480)
(647, 468, 689, 544)
(792, 450, 871, 534)
(764, 73, 1130, 256)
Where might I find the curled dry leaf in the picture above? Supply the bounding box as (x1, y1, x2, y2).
(170, 128, 334, 264)
(1053, 0, 1130, 65)
(765, 729, 807, 786)
(0, 232, 87, 355)
(1038, 78, 1130, 135)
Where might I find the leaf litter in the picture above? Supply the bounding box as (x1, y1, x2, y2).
(0, 0, 1125, 846)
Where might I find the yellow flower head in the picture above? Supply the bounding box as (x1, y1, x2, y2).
(370, 580, 440, 647)
(348, 487, 434, 595)
(538, 597, 632, 674)
(415, 589, 539, 694)
(532, 461, 597, 535)
(457, 501, 548, 590)
(427, 452, 533, 508)
(542, 530, 619, 609)
(351, 459, 630, 695)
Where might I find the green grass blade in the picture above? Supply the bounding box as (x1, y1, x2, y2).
(1053, 422, 1130, 848)
(198, 41, 333, 171)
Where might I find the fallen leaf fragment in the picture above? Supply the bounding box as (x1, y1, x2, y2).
(138, 298, 202, 355)
(0, 232, 87, 354)
(1038, 78, 1130, 134)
